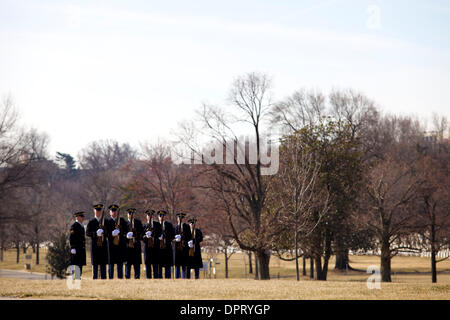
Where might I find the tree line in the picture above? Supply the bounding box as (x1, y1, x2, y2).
(0, 73, 448, 283)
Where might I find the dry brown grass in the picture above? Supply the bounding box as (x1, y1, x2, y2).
(1, 249, 450, 299)
(2, 248, 450, 280)
(0, 277, 449, 300)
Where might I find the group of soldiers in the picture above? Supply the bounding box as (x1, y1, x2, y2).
(69, 203, 203, 280)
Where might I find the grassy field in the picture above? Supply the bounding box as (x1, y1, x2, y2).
(2, 248, 450, 280)
(1, 277, 450, 300)
(1, 248, 449, 299)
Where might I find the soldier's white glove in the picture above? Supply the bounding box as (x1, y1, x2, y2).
(188, 240, 194, 248)
(158, 235, 163, 240)
(145, 231, 152, 238)
(96, 229, 104, 236)
(175, 234, 181, 242)
(112, 229, 120, 237)
(71, 249, 76, 254)
(127, 232, 133, 239)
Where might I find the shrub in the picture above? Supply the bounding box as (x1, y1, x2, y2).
(46, 231, 71, 279)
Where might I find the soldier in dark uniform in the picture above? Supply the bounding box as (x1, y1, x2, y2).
(69, 211, 86, 277)
(125, 208, 144, 279)
(174, 212, 191, 279)
(187, 217, 203, 279)
(86, 203, 108, 279)
(142, 209, 159, 279)
(156, 210, 175, 279)
(105, 204, 127, 279)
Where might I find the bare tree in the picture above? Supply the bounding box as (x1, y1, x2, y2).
(77, 140, 136, 207)
(0, 97, 49, 224)
(272, 89, 381, 271)
(415, 137, 450, 282)
(78, 140, 136, 171)
(203, 232, 236, 279)
(123, 142, 198, 220)
(177, 72, 276, 279)
(431, 113, 449, 143)
(0, 96, 52, 265)
(272, 133, 329, 281)
(270, 89, 326, 131)
(362, 116, 425, 282)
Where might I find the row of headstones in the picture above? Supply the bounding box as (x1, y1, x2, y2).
(349, 249, 450, 258)
(419, 249, 450, 258)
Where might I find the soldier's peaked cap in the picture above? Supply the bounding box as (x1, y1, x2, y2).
(176, 212, 186, 218)
(145, 209, 156, 215)
(108, 204, 119, 211)
(73, 211, 85, 217)
(157, 210, 167, 216)
(188, 217, 197, 224)
(127, 208, 136, 214)
(93, 203, 104, 210)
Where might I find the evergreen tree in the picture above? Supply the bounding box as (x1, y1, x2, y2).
(46, 231, 71, 279)
(56, 152, 77, 176)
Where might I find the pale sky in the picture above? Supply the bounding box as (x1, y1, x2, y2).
(1, 0, 449, 159)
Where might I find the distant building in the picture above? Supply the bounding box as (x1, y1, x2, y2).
(423, 130, 450, 144)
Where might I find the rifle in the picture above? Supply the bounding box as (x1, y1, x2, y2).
(113, 208, 121, 246)
(176, 220, 183, 251)
(160, 221, 166, 249)
(128, 216, 134, 248)
(145, 213, 154, 248)
(97, 207, 105, 247)
(189, 219, 196, 257)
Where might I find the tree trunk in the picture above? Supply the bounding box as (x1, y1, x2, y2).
(16, 241, 20, 264)
(295, 233, 299, 281)
(315, 256, 330, 280)
(248, 251, 253, 274)
(309, 257, 314, 278)
(313, 231, 332, 281)
(430, 217, 437, 283)
(256, 249, 271, 280)
(380, 254, 391, 282)
(302, 256, 306, 276)
(314, 256, 324, 280)
(321, 231, 332, 280)
(36, 240, 40, 265)
(322, 257, 330, 280)
(254, 252, 259, 280)
(335, 249, 349, 270)
(0, 239, 4, 262)
(224, 248, 229, 279)
(380, 236, 392, 282)
(431, 247, 437, 283)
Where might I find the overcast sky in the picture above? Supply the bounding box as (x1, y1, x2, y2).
(1, 0, 449, 159)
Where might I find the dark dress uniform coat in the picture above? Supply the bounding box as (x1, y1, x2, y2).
(143, 220, 159, 265)
(125, 218, 144, 265)
(105, 217, 128, 264)
(86, 217, 109, 265)
(157, 220, 175, 267)
(174, 222, 192, 267)
(69, 221, 86, 267)
(187, 228, 203, 269)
